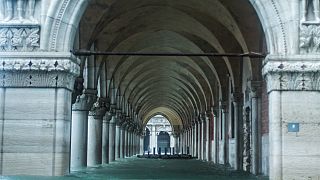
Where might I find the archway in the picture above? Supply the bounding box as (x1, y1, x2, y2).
(157, 131, 170, 154)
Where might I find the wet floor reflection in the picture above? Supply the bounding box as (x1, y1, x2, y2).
(2, 157, 268, 180)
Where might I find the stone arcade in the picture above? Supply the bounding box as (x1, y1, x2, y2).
(0, 0, 320, 180)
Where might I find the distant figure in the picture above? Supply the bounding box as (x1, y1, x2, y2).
(1, 0, 36, 22)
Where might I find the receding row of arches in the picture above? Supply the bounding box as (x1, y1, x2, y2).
(68, 0, 268, 177)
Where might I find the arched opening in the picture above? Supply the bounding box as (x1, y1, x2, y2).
(157, 131, 170, 154)
(145, 115, 174, 154)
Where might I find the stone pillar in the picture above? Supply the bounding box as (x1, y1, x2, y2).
(213, 110, 218, 164)
(205, 114, 210, 161)
(232, 95, 241, 170)
(140, 135, 144, 155)
(102, 113, 112, 164)
(197, 121, 201, 159)
(115, 124, 120, 160)
(193, 123, 197, 157)
(87, 98, 108, 166)
(124, 128, 128, 157)
(250, 81, 261, 175)
(0, 52, 78, 175)
(108, 116, 116, 162)
(119, 127, 124, 159)
(201, 118, 205, 160)
(71, 89, 96, 171)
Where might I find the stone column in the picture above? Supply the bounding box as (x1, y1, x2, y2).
(232, 93, 242, 170)
(250, 81, 261, 175)
(201, 117, 205, 160)
(119, 127, 124, 159)
(115, 123, 121, 160)
(205, 114, 210, 161)
(124, 128, 128, 157)
(87, 98, 107, 167)
(0, 52, 79, 175)
(193, 123, 197, 157)
(102, 113, 112, 164)
(71, 89, 96, 171)
(108, 116, 116, 162)
(213, 110, 218, 164)
(197, 121, 201, 159)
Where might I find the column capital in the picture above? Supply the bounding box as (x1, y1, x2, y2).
(72, 89, 97, 111)
(231, 92, 243, 103)
(88, 97, 108, 119)
(263, 55, 320, 92)
(0, 52, 80, 90)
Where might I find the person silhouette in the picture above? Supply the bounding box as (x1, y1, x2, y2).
(1, 0, 36, 22)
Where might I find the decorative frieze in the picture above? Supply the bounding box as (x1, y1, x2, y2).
(0, 52, 80, 89)
(0, 25, 40, 51)
(300, 0, 320, 54)
(300, 25, 320, 54)
(263, 57, 320, 92)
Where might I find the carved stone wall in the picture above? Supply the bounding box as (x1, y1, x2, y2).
(263, 55, 320, 92)
(0, 25, 40, 51)
(0, 52, 80, 90)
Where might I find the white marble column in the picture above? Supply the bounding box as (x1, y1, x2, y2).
(269, 91, 282, 180)
(193, 123, 197, 157)
(102, 113, 111, 164)
(71, 90, 96, 171)
(197, 121, 201, 159)
(115, 124, 120, 160)
(119, 127, 124, 159)
(124, 128, 128, 157)
(201, 118, 205, 160)
(108, 116, 116, 162)
(213, 111, 218, 164)
(205, 115, 210, 161)
(232, 94, 241, 170)
(87, 98, 107, 167)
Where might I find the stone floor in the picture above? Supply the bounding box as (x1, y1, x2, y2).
(2, 157, 268, 179)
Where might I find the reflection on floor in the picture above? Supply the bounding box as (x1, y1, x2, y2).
(2, 157, 268, 180)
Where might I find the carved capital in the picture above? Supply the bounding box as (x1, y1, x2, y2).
(89, 97, 109, 119)
(263, 55, 320, 92)
(300, 24, 320, 54)
(72, 89, 97, 111)
(0, 52, 80, 89)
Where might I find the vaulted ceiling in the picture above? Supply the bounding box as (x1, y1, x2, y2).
(77, 0, 266, 132)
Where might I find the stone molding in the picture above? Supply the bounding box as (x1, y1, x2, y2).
(0, 25, 40, 52)
(263, 55, 320, 92)
(0, 52, 80, 89)
(72, 89, 97, 111)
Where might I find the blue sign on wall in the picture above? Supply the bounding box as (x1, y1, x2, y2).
(288, 123, 299, 132)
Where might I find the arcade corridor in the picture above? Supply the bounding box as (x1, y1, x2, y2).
(3, 158, 267, 180)
(1, 0, 320, 180)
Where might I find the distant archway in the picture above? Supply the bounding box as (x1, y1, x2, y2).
(157, 131, 170, 153)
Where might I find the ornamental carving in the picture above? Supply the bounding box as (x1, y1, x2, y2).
(89, 97, 108, 119)
(0, 26, 40, 51)
(72, 89, 97, 111)
(263, 59, 320, 92)
(300, 25, 320, 54)
(0, 0, 38, 23)
(0, 54, 80, 89)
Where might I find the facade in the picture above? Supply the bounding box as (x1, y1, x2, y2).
(145, 115, 175, 154)
(0, 0, 319, 180)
